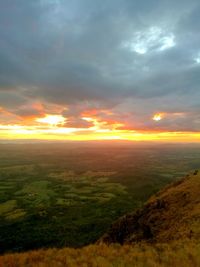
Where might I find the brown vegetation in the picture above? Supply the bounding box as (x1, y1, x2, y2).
(1, 241, 200, 267)
(100, 171, 200, 244)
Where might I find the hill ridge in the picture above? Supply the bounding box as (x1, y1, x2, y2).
(99, 170, 200, 244)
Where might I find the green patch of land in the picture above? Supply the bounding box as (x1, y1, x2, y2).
(15, 180, 55, 207)
(0, 200, 17, 215)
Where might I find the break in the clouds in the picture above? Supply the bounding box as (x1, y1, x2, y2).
(0, 0, 200, 137)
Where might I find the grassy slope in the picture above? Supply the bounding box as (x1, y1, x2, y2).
(100, 170, 200, 244)
(1, 242, 200, 267)
(1, 170, 200, 267)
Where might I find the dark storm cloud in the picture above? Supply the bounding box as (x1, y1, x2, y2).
(0, 0, 200, 131)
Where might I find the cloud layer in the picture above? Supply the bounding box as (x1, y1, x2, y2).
(0, 0, 200, 135)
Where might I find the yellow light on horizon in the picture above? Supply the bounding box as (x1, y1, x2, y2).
(0, 122, 200, 143)
(36, 115, 66, 126)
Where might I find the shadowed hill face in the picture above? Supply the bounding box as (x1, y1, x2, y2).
(100, 170, 200, 244)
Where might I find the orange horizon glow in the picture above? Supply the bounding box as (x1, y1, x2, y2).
(0, 111, 200, 142)
(0, 124, 200, 142)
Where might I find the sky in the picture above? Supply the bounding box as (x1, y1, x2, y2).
(0, 0, 200, 141)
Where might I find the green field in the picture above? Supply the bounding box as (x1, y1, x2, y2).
(0, 142, 199, 253)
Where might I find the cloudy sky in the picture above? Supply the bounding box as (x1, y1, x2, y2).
(0, 0, 200, 141)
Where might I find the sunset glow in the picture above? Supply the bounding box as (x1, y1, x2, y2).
(0, 1, 199, 143)
(36, 115, 66, 126)
(153, 113, 163, 121)
(0, 103, 199, 141)
(0, 109, 199, 142)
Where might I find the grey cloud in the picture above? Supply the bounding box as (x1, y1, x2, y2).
(0, 91, 28, 109)
(0, 0, 200, 131)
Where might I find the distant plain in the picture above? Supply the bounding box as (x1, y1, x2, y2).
(0, 142, 199, 253)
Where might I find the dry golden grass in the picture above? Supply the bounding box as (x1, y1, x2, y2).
(1, 241, 200, 267)
(100, 171, 200, 244)
(146, 170, 200, 242)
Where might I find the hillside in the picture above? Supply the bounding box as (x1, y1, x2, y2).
(1, 170, 200, 267)
(100, 170, 200, 244)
